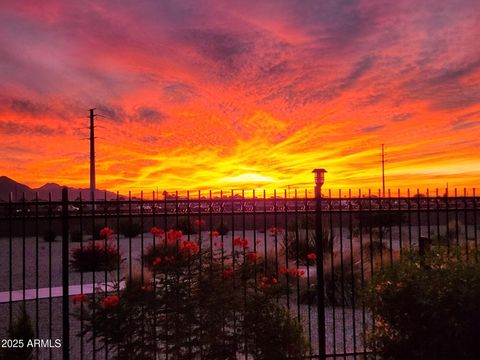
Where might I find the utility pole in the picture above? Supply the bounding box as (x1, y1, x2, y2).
(89, 109, 96, 200)
(381, 144, 385, 197)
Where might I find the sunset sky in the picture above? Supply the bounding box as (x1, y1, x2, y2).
(0, 0, 479, 195)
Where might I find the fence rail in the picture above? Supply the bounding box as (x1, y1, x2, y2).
(0, 188, 478, 359)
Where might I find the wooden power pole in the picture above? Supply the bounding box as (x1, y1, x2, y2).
(89, 109, 96, 200)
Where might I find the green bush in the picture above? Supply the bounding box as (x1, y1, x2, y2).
(120, 220, 142, 238)
(89, 221, 108, 239)
(363, 248, 480, 360)
(354, 211, 405, 242)
(43, 229, 57, 242)
(70, 230, 83, 242)
(215, 222, 230, 236)
(0, 305, 34, 360)
(300, 256, 362, 307)
(176, 217, 197, 235)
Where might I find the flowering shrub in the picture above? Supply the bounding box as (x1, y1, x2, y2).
(99, 227, 114, 239)
(233, 237, 249, 248)
(247, 251, 259, 264)
(70, 227, 121, 272)
(102, 295, 120, 309)
(193, 219, 206, 228)
(72, 293, 88, 304)
(363, 248, 480, 360)
(268, 227, 283, 236)
(143, 228, 200, 273)
(75, 233, 309, 359)
(279, 267, 305, 278)
(150, 226, 164, 236)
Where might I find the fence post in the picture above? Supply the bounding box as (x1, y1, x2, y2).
(61, 187, 70, 360)
(313, 170, 327, 360)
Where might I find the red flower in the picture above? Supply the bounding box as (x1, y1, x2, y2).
(268, 227, 282, 235)
(247, 251, 259, 263)
(194, 219, 206, 227)
(72, 293, 87, 304)
(222, 268, 234, 280)
(214, 241, 224, 248)
(141, 284, 152, 292)
(99, 227, 113, 239)
(152, 257, 161, 267)
(280, 268, 305, 278)
(259, 275, 279, 289)
(233, 237, 249, 248)
(150, 226, 164, 236)
(167, 229, 183, 244)
(102, 295, 120, 308)
(307, 253, 317, 261)
(180, 240, 200, 255)
(211, 231, 220, 238)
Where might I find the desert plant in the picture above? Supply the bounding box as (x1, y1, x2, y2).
(43, 229, 57, 242)
(361, 238, 389, 259)
(286, 216, 316, 232)
(70, 229, 83, 242)
(0, 305, 34, 360)
(282, 228, 333, 265)
(71, 241, 121, 272)
(175, 217, 197, 235)
(363, 248, 480, 360)
(120, 219, 142, 238)
(215, 222, 230, 236)
(354, 211, 404, 242)
(300, 255, 362, 307)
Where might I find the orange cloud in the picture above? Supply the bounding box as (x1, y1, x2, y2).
(0, 0, 479, 195)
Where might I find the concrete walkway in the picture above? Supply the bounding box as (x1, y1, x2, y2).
(0, 281, 124, 303)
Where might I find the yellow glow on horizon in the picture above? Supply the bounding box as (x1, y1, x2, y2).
(220, 173, 277, 184)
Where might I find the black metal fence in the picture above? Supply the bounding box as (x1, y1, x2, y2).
(0, 188, 478, 359)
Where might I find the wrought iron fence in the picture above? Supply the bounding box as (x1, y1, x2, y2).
(0, 188, 478, 359)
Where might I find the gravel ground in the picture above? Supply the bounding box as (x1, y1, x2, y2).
(1, 225, 471, 292)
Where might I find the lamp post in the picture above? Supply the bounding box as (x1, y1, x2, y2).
(312, 168, 327, 360)
(312, 168, 327, 197)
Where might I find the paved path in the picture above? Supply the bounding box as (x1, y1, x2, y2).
(0, 281, 124, 303)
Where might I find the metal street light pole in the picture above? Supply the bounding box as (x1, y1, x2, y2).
(312, 168, 327, 360)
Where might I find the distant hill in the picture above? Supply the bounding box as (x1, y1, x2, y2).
(0, 176, 120, 202)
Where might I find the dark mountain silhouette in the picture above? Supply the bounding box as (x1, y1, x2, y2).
(0, 176, 119, 202)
